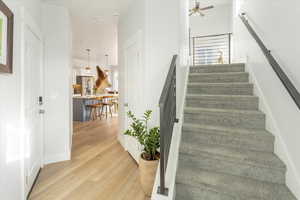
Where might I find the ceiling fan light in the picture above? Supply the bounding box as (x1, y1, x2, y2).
(189, 0, 214, 17)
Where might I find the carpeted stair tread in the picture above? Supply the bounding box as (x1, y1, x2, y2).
(176, 167, 296, 200)
(178, 142, 285, 183)
(182, 123, 273, 140)
(179, 142, 285, 170)
(187, 82, 253, 95)
(184, 107, 265, 130)
(184, 107, 263, 115)
(189, 72, 249, 83)
(176, 183, 241, 200)
(181, 123, 274, 152)
(185, 94, 259, 110)
(190, 63, 245, 74)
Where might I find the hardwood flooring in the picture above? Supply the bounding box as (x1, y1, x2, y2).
(29, 117, 147, 200)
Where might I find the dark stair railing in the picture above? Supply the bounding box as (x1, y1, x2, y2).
(158, 55, 178, 196)
(240, 13, 300, 109)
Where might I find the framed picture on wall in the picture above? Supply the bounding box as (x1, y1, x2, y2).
(0, 0, 13, 73)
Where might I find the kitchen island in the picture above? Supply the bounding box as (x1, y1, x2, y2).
(73, 94, 118, 122)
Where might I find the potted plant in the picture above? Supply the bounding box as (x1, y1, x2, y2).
(124, 110, 160, 197)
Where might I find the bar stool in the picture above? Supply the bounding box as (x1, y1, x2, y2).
(111, 96, 119, 113)
(86, 97, 103, 121)
(95, 97, 104, 120)
(86, 104, 101, 120)
(100, 96, 114, 119)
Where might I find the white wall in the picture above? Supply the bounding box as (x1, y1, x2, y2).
(119, 0, 187, 126)
(72, 58, 111, 78)
(73, 57, 116, 70)
(190, 4, 232, 37)
(118, 0, 146, 148)
(144, 0, 182, 124)
(23, 0, 42, 25)
(42, 4, 73, 164)
(118, 0, 190, 199)
(118, 0, 183, 144)
(150, 1, 190, 198)
(233, 0, 300, 198)
(0, 2, 73, 199)
(109, 66, 119, 91)
(0, 0, 42, 200)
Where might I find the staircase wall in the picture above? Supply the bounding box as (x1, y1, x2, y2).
(190, 4, 232, 37)
(118, 0, 190, 199)
(146, 0, 191, 198)
(118, 0, 147, 149)
(232, 0, 300, 198)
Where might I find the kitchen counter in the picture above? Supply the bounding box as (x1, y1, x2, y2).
(73, 94, 118, 122)
(73, 94, 118, 99)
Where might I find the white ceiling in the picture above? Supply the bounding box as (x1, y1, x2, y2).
(190, 0, 232, 7)
(42, 0, 231, 66)
(43, 0, 133, 66)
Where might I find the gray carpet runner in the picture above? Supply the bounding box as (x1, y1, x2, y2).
(175, 63, 297, 200)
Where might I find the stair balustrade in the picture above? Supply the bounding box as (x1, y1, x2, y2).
(191, 33, 232, 66)
(158, 55, 178, 196)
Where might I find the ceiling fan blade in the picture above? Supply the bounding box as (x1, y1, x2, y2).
(198, 10, 205, 16)
(200, 5, 214, 11)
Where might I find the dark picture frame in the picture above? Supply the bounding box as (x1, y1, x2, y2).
(0, 0, 13, 73)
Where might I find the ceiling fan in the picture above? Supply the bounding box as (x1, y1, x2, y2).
(189, 0, 214, 16)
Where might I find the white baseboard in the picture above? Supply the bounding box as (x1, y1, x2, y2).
(44, 152, 70, 165)
(245, 62, 300, 199)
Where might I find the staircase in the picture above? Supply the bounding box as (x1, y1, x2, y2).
(176, 63, 297, 200)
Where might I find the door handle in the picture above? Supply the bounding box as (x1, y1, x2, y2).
(38, 96, 43, 105)
(39, 109, 45, 114)
(124, 103, 129, 107)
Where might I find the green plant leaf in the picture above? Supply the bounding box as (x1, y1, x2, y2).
(123, 110, 160, 160)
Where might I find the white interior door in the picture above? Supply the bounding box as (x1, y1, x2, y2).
(23, 25, 44, 196)
(124, 32, 143, 163)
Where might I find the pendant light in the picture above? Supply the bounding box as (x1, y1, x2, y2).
(105, 54, 109, 66)
(85, 49, 91, 71)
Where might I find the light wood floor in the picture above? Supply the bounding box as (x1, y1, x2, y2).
(29, 117, 148, 200)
